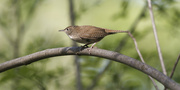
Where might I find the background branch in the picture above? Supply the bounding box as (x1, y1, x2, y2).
(68, 0, 83, 90)
(170, 54, 180, 78)
(0, 47, 179, 90)
(165, 54, 180, 90)
(147, 0, 167, 75)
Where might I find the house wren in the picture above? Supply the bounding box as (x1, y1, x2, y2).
(59, 25, 128, 53)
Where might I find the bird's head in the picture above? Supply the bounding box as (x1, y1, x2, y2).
(59, 26, 77, 35)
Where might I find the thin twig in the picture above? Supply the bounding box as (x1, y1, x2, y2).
(147, 0, 167, 75)
(164, 54, 180, 90)
(127, 32, 144, 62)
(170, 54, 180, 78)
(127, 31, 159, 90)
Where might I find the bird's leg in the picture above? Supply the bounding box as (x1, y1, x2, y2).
(88, 42, 97, 54)
(90, 42, 96, 48)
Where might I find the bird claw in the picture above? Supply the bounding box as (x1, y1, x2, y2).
(78, 45, 92, 54)
(74, 45, 89, 55)
(80, 45, 89, 50)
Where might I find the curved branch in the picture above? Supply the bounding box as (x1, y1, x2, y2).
(0, 47, 179, 90)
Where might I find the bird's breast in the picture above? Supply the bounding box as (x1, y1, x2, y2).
(68, 35, 87, 44)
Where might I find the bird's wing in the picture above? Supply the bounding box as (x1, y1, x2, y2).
(79, 28, 108, 39)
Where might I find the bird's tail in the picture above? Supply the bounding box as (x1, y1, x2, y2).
(105, 29, 129, 34)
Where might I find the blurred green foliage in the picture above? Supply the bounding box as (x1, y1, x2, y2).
(0, 0, 180, 90)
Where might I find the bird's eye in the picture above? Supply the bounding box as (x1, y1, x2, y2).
(66, 28, 69, 31)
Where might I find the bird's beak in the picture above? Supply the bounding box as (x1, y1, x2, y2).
(59, 30, 64, 32)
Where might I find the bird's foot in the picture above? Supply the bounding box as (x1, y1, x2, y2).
(80, 45, 89, 50)
(75, 45, 89, 55)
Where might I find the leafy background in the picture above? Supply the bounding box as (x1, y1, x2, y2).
(0, 0, 180, 90)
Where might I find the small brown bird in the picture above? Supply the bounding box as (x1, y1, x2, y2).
(59, 25, 128, 53)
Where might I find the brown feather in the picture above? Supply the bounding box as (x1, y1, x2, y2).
(77, 26, 108, 39)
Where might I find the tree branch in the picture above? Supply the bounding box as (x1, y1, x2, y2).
(0, 47, 179, 90)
